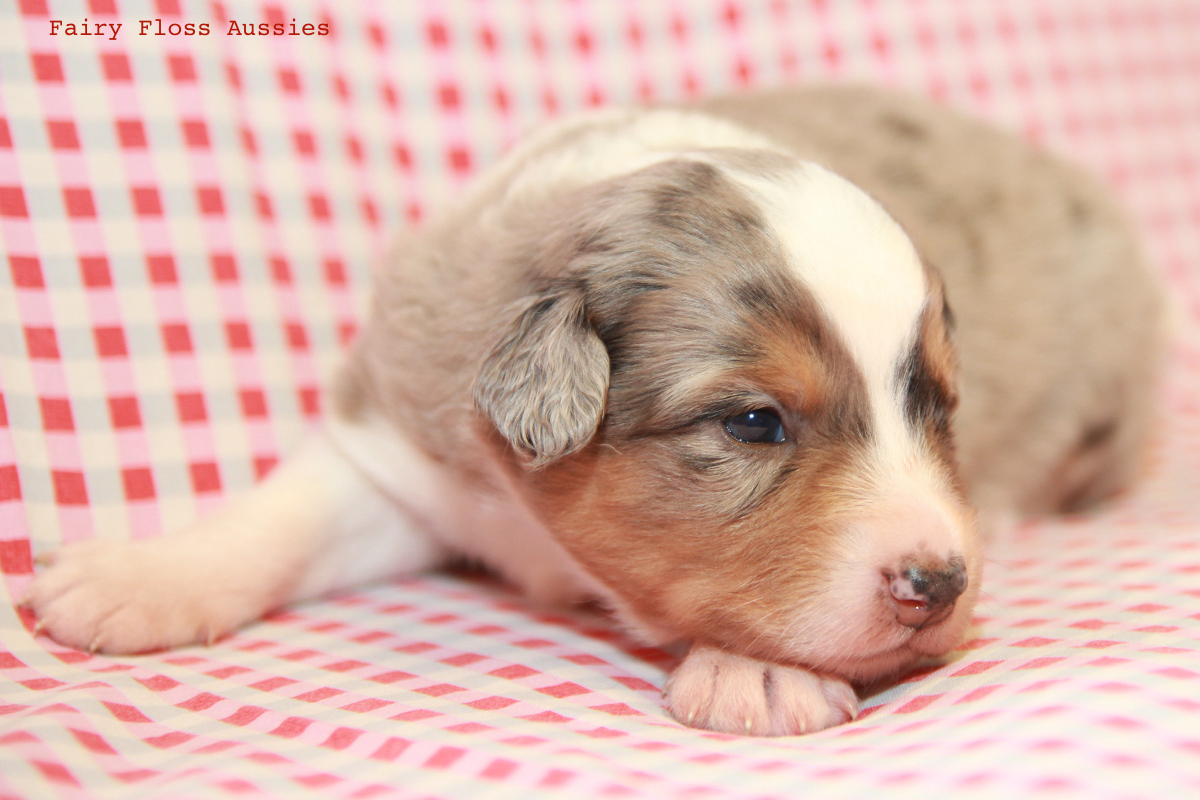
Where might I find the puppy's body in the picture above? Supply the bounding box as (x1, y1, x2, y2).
(27, 86, 1163, 736)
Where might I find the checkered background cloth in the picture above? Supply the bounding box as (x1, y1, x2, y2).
(2, 1, 1199, 797)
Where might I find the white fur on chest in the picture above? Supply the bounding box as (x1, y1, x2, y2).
(325, 414, 605, 606)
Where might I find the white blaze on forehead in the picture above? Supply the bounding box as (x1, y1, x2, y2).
(719, 163, 978, 669)
(727, 162, 928, 463)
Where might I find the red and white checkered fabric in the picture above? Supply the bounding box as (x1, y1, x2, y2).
(3, 1, 1199, 797)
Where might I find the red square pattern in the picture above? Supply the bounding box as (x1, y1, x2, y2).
(211, 255, 238, 281)
(38, 398, 74, 431)
(175, 392, 206, 423)
(147, 256, 177, 284)
(239, 390, 267, 418)
(181, 120, 209, 148)
(122, 468, 155, 501)
(24, 327, 60, 359)
(108, 397, 141, 429)
(10, 257, 44, 288)
(0, 465, 22, 502)
(46, 121, 80, 149)
(80, 257, 112, 286)
(270, 258, 290, 283)
(0, 539, 32, 574)
(63, 188, 96, 218)
(197, 187, 224, 215)
(189, 462, 220, 493)
(225, 322, 252, 350)
(168, 55, 196, 82)
(278, 69, 301, 93)
(1, 187, 29, 218)
(52, 471, 87, 505)
(324, 260, 346, 285)
(299, 388, 320, 416)
(94, 326, 128, 358)
(161, 324, 192, 353)
(116, 120, 147, 148)
(31, 53, 64, 82)
(293, 130, 316, 156)
(308, 194, 331, 220)
(285, 324, 308, 350)
(253, 456, 277, 479)
(131, 187, 163, 216)
(100, 53, 132, 81)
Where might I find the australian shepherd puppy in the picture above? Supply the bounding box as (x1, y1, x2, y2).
(27, 85, 1163, 736)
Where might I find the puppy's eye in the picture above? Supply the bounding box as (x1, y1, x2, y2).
(723, 408, 786, 444)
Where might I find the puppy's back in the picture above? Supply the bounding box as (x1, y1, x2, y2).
(698, 86, 1165, 516)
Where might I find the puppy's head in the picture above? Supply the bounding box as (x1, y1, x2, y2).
(474, 153, 980, 683)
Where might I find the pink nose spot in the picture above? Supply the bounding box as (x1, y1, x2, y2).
(886, 558, 967, 629)
(888, 585, 931, 628)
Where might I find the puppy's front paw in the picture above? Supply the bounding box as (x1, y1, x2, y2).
(25, 536, 270, 654)
(664, 644, 857, 736)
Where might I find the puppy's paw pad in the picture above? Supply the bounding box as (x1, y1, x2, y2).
(26, 539, 242, 655)
(665, 645, 856, 736)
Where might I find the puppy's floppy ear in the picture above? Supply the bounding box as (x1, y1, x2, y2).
(473, 285, 609, 469)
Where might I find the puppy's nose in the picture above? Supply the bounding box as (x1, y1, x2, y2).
(886, 557, 968, 629)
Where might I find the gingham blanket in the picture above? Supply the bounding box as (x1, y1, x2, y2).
(2, 1, 1199, 798)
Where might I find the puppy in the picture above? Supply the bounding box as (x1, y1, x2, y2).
(26, 85, 1164, 736)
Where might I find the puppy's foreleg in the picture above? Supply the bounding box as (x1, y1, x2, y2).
(25, 429, 446, 654)
(664, 645, 858, 736)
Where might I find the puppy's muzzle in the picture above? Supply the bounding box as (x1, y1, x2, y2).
(885, 556, 968, 629)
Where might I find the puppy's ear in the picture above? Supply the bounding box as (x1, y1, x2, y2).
(473, 287, 609, 469)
